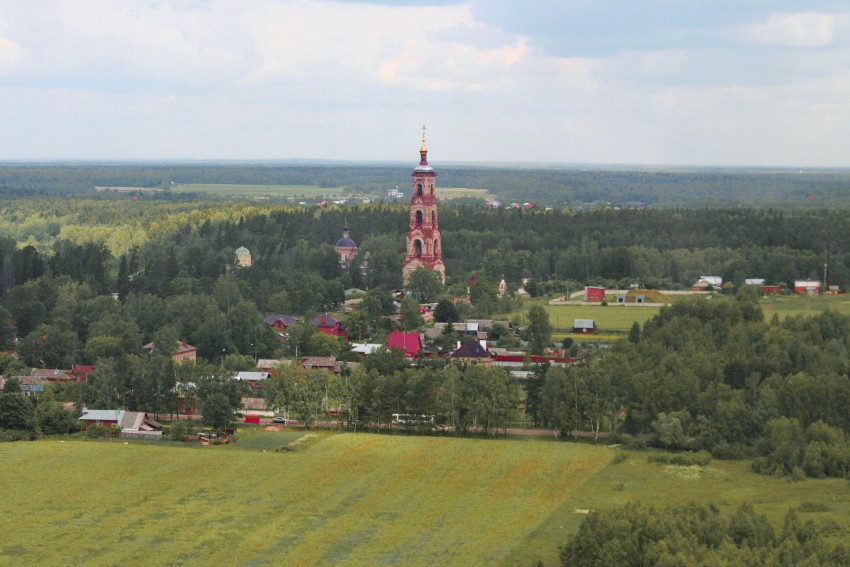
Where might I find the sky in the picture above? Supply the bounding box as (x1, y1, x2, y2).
(1, 1, 849, 167)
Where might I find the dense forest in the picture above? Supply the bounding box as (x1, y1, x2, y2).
(1, 162, 850, 207)
(562, 501, 849, 566)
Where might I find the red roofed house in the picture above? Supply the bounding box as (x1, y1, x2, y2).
(71, 365, 96, 382)
(310, 314, 347, 339)
(388, 330, 422, 358)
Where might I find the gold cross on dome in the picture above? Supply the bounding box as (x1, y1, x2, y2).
(422, 124, 426, 143)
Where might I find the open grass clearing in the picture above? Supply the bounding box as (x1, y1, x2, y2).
(436, 187, 495, 200)
(507, 449, 850, 565)
(760, 294, 850, 320)
(0, 434, 611, 566)
(504, 299, 662, 334)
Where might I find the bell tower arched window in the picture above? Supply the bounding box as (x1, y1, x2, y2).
(414, 240, 422, 257)
(416, 210, 423, 225)
(416, 183, 423, 197)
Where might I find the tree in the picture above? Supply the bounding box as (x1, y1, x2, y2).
(525, 305, 553, 355)
(433, 299, 459, 323)
(36, 389, 80, 435)
(201, 392, 234, 430)
(628, 321, 641, 343)
(400, 297, 424, 330)
(407, 267, 444, 303)
(0, 392, 36, 433)
(17, 324, 79, 368)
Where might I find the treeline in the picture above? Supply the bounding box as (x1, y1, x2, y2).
(263, 358, 520, 434)
(2, 163, 850, 207)
(3, 197, 850, 297)
(541, 295, 850, 478)
(562, 501, 849, 566)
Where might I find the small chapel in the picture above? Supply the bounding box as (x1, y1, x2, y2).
(334, 225, 358, 271)
(402, 126, 446, 285)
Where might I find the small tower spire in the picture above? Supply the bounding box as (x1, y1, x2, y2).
(419, 124, 428, 166)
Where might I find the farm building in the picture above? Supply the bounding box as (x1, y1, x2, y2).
(794, 280, 821, 295)
(573, 319, 596, 334)
(585, 286, 606, 302)
(692, 276, 722, 291)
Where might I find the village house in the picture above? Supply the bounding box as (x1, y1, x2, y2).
(263, 314, 298, 335)
(450, 340, 492, 367)
(143, 340, 197, 363)
(309, 314, 347, 339)
(387, 330, 423, 358)
(233, 371, 269, 390)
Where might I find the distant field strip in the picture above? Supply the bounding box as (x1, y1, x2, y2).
(0, 436, 611, 566)
(437, 187, 495, 200)
(171, 183, 346, 197)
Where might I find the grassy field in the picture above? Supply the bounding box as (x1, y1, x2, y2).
(437, 187, 495, 200)
(510, 293, 850, 340)
(760, 293, 850, 320)
(0, 434, 612, 566)
(2, 434, 848, 566)
(505, 300, 663, 335)
(171, 183, 347, 198)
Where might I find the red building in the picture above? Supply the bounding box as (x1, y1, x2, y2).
(402, 126, 446, 285)
(762, 285, 781, 295)
(794, 280, 821, 295)
(388, 330, 423, 358)
(585, 286, 606, 302)
(310, 314, 347, 338)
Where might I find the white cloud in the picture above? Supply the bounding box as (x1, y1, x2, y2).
(0, 2, 849, 165)
(744, 12, 839, 47)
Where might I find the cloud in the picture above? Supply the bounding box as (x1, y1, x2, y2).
(744, 12, 839, 47)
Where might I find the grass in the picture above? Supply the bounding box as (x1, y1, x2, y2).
(2, 435, 848, 565)
(504, 299, 663, 334)
(171, 183, 347, 198)
(0, 434, 612, 566)
(436, 187, 495, 200)
(760, 293, 850, 320)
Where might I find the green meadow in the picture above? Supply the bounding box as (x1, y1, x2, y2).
(508, 300, 663, 335)
(0, 434, 610, 566)
(760, 293, 850, 320)
(2, 433, 848, 566)
(515, 293, 850, 343)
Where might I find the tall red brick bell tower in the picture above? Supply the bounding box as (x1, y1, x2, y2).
(402, 126, 446, 285)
